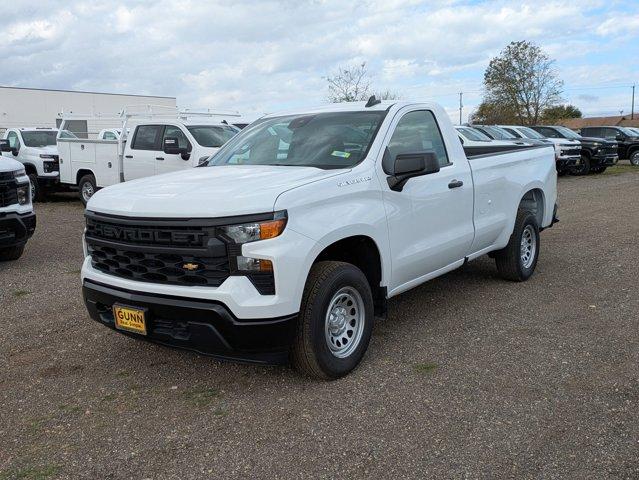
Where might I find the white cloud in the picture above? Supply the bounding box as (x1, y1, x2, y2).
(0, 0, 637, 120)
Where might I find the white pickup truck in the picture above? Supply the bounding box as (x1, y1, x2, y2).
(0, 143, 36, 261)
(56, 109, 240, 204)
(81, 99, 558, 379)
(1, 127, 62, 201)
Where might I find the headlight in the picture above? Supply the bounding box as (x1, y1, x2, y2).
(17, 184, 30, 205)
(220, 211, 287, 244)
(236, 256, 273, 272)
(12, 168, 26, 178)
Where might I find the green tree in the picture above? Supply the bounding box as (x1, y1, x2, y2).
(482, 40, 563, 125)
(541, 104, 582, 122)
(470, 100, 519, 125)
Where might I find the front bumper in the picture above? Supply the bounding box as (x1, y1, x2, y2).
(83, 280, 297, 364)
(556, 156, 579, 171)
(37, 174, 60, 188)
(0, 211, 36, 247)
(592, 154, 619, 167)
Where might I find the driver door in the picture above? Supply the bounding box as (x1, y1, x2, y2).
(381, 109, 474, 293)
(156, 125, 192, 175)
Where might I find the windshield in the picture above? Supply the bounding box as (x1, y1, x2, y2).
(619, 127, 639, 137)
(517, 127, 545, 139)
(457, 127, 491, 142)
(481, 126, 515, 140)
(555, 126, 581, 139)
(22, 131, 58, 147)
(208, 111, 386, 169)
(187, 125, 238, 148)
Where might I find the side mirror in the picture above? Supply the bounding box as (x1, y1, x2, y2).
(163, 137, 183, 155)
(384, 150, 440, 191)
(0, 140, 10, 152)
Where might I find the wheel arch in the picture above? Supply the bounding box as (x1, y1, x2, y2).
(76, 169, 96, 186)
(23, 163, 38, 176)
(518, 187, 546, 228)
(311, 234, 387, 318)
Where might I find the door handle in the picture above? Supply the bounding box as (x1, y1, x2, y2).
(156, 157, 165, 161)
(448, 179, 464, 189)
(125, 155, 133, 159)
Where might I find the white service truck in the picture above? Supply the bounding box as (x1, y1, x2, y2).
(81, 98, 558, 379)
(56, 107, 240, 205)
(1, 127, 61, 201)
(0, 141, 36, 261)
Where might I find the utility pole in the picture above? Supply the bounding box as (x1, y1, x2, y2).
(632, 84, 635, 120)
(459, 92, 463, 125)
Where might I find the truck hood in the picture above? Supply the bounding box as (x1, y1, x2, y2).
(579, 137, 617, 145)
(26, 145, 58, 155)
(0, 157, 24, 173)
(88, 165, 346, 218)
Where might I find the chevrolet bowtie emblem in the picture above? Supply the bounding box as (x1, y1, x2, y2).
(182, 263, 200, 271)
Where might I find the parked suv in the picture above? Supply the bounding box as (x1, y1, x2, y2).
(531, 125, 618, 175)
(1, 127, 60, 201)
(578, 126, 639, 166)
(0, 140, 36, 261)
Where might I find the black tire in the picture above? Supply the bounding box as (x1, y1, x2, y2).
(78, 174, 97, 206)
(0, 244, 25, 261)
(572, 154, 591, 175)
(291, 261, 374, 379)
(630, 151, 639, 167)
(494, 209, 540, 282)
(28, 174, 46, 202)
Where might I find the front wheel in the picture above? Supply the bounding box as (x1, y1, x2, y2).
(572, 155, 591, 175)
(291, 261, 374, 379)
(78, 174, 97, 206)
(494, 210, 540, 282)
(0, 245, 25, 261)
(28, 174, 46, 202)
(630, 151, 639, 166)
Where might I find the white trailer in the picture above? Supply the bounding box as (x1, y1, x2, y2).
(56, 105, 241, 204)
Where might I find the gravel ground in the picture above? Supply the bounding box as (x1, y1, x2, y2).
(1, 166, 638, 479)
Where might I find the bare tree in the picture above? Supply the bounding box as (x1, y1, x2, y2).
(375, 89, 401, 100)
(482, 41, 563, 125)
(326, 62, 371, 103)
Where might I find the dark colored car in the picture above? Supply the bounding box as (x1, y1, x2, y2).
(531, 125, 618, 175)
(578, 126, 639, 166)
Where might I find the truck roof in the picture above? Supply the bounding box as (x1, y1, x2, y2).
(262, 100, 441, 118)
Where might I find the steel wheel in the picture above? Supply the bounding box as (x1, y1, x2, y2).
(81, 182, 94, 202)
(520, 225, 537, 269)
(324, 286, 365, 359)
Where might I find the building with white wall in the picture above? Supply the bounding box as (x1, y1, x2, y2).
(0, 86, 176, 138)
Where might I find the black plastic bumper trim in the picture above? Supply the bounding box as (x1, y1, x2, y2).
(82, 280, 297, 364)
(0, 211, 36, 247)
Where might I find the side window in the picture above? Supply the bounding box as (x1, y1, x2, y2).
(163, 126, 191, 152)
(132, 125, 163, 150)
(603, 128, 618, 139)
(539, 127, 560, 138)
(7, 131, 20, 150)
(504, 128, 521, 138)
(103, 132, 117, 141)
(387, 110, 449, 167)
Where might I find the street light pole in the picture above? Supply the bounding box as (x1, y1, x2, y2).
(632, 84, 635, 120)
(459, 92, 463, 125)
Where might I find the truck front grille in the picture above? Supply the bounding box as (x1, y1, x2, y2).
(84, 212, 276, 294)
(0, 181, 18, 207)
(561, 147, 581, 157)
(87, 243, 230, 286)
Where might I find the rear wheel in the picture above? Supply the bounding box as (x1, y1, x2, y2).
(291, 261, 374, 379)
(78, 174, 97, 206)
(0, 245, 25, 261)
(494, 209, 540, 282)
(630, 151, 639, 166)
(572, 155, 591, 175)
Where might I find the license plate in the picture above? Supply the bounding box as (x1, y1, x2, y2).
(113, 305, 147, 335)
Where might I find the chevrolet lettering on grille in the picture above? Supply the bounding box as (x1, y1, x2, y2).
(94, 224, 206, 245)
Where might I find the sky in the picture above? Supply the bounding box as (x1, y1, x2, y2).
(1, 0, 638, 123)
